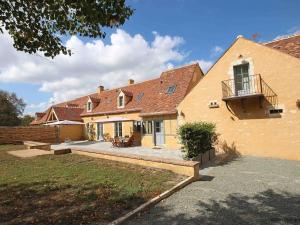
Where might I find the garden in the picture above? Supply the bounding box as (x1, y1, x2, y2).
(0, 144, 184, 225)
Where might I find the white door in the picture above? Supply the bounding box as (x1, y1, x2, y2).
(97, 123, 104, 141)
(154, 120, 164, 146)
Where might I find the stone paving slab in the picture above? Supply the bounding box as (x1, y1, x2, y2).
(52, 141, 183, 160)
(8, 149, 52, 158)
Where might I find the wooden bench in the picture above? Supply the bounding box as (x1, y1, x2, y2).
(23, 141, 51, 151)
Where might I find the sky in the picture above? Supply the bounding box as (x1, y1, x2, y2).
(0, 0, 299, 115)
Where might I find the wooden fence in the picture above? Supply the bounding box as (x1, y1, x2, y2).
(0, 126, 59, 144)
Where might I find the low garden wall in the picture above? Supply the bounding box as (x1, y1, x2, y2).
(72, 148, 200, 179)
(0, 126, 59, 144)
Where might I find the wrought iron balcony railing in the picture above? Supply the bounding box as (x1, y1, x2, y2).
(221, 74, 277, 105)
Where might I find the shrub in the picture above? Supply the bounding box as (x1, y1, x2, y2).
(178, 122, 217, 159)
(87, 125, 96, 141)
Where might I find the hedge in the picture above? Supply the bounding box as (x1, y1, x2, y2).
(178, 122, 217, 159)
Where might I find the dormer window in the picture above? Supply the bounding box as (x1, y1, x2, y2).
(166, 85, 176, 95)
(87, 100, 93, 112)
(118, 95, 124, 108)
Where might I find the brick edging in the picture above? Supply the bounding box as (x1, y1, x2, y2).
(108, 176, 196, 225)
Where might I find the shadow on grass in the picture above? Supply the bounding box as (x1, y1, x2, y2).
(0, 181, 145, 225)
(128, 189, 300, 225)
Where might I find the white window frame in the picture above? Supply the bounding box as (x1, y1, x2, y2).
(117, 92, 125, 108)
(87, 98, 93, 112)
(114, 122, 122, 137)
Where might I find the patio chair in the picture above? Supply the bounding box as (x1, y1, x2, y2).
(112, 137, 123, 148)
(123, 135, 134, 147)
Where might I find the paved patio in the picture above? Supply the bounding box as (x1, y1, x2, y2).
(51, 141, 184, 160)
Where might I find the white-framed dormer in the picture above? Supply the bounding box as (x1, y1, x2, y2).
(117, 91, 125, 108)
(86, 97, 93, 112)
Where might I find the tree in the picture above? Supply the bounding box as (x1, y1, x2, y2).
(0, 90, 26, 126)
(20, 115, 35, 126)
(0, 0, 133, 58)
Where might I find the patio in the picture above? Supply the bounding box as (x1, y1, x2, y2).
(51, 141, 184, 160)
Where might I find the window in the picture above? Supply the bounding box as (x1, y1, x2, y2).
(166, 85, 176, 95)
(87, 101, 92, 112)
(114, 122, 122, 137)
(136, 92, 144, 102)
(118, 95, 124, 108)
(133, 121, 142, 132)
(142, 121, 153, 134)
(269, 108, 283, 114)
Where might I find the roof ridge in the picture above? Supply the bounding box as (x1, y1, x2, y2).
(264, 33, 300, 45)
(162, 63, 198, 74)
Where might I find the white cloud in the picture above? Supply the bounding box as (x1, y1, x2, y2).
(188, 60, 213, 73)
(210, 45, 224, 57)
(0, 29, 186, 110)
(273, 29, 300, 40)
(25, 102, 50, 115)
(0, 29, 217, 114)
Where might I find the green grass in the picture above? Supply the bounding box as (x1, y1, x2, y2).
(0, 144, 184, 225)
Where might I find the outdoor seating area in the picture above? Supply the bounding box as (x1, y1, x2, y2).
(112, 135, 134, 148)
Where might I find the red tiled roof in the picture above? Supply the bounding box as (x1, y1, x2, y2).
(31, 63, 201, 124)
(30, 106, 83, 125)
(265, 34, 300, 59)
(30, 108, 51, 125)
(120, 89, 133, 97)
(52, 107, 84, 121)
(81, 63, 200, 116)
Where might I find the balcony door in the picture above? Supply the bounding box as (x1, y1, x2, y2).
(233, 63, 250, 96)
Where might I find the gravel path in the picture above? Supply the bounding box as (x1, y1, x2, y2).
(126, 156, 300, 225)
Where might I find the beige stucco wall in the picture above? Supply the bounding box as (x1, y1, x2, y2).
(141, 115, 180, 149)
(178, 37, 300, 160)
(82, 113, 181, 149)
(82, 112, 140, 141)
(58, 124, 84, 142)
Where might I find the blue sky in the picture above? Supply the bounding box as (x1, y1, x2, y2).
(0, 0, 299, 115)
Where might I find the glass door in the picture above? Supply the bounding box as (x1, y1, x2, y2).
(97, 123, 104, 141)
(233, 63, 250, 96)
(154, 120, 164, 146)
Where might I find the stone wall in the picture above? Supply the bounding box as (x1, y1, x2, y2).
(0, 126, 59, 144)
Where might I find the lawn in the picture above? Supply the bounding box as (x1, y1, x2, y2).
(0, 144, 184, 225)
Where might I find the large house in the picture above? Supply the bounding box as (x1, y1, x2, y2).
(31, 64, 204, 148)
(178, 34, 300, 160)
(31, 34, 300, 160)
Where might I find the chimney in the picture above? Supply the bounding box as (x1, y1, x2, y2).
(97, 85, 104, 94)
(128, 79, 134, 85)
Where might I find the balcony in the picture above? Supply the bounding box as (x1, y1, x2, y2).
(221, 74, 277, 106)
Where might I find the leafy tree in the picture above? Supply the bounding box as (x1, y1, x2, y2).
(0, 0, 133, 58)
(0, 90, 26, 126)
(20, 115, 35, 126)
